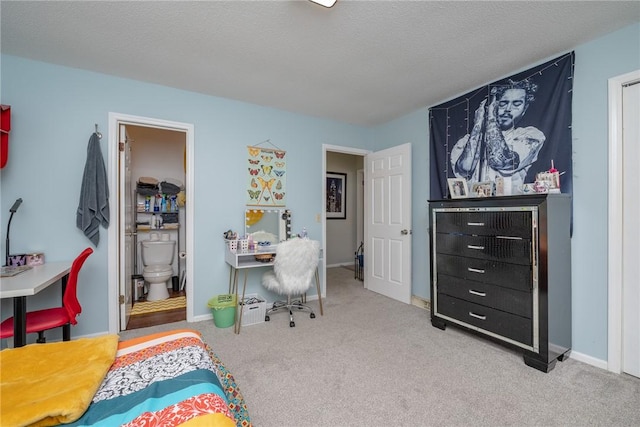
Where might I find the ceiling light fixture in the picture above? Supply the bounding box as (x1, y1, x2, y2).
(309, 0, 337, 8)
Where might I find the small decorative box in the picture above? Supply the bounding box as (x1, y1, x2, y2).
(26, 253, 45, 266)
(8, 254, 27, 267)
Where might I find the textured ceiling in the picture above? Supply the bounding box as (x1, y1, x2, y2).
(1, 1, 639, 126)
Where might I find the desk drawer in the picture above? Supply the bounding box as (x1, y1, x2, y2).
(436, 254, 532, 291)
(436, 294, 532, 346)
(436, 233, 531, 265)
(437, 274, 532, 318)
(434, 211, 532, 238)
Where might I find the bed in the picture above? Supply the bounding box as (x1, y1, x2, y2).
(0, 329, 251, 427)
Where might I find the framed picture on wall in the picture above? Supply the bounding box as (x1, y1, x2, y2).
(326, 172, 347, 219)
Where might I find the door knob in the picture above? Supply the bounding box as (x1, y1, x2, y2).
(401, 229, 411, 235)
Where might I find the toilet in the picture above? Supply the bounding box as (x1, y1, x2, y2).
(141, 235, 176, 301)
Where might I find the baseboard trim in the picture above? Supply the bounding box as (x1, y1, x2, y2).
(193, 313, 213, 323)
(327, 262, 352, 268)
(569, 350, 608, 370)
(411, 296, 430, 311)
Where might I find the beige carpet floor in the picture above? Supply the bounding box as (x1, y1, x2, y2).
(120, 267, 640, 427)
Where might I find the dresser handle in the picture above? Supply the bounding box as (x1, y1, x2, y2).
(467, 245, 485, 250)
(468, 289, 486, 297)
(467, 222, 485, 226)
(469, 312, 486, 320)
(467, 267, 485, 274)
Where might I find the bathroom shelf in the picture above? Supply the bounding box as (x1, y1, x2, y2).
(137, 224, 179, 231)
(137, 209, 180, 214)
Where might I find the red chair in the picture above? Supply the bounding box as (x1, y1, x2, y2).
(0, 247, 93, 343)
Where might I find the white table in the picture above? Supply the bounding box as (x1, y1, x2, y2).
(0, 261, 72, 347)
(225, 246, 277, 334)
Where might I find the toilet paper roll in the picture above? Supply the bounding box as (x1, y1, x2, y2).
(179, 252, 187, 259)
(161, 233, 169, 241)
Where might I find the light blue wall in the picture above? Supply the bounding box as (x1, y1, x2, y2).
(2, 22, 639, 360)
(0, 55, 369, 341)
(570, 23, 640, 360)
(370, 23, 640, 361)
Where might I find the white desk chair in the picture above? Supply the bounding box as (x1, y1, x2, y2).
(262, 238, 322, 327)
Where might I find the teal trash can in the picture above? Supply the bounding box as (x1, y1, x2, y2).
(208, 294, 237, 328)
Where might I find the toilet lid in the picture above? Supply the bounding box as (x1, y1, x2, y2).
(143, 265, 172, 274)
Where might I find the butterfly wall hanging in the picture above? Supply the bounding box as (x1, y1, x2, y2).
(246, 144, 287, 207)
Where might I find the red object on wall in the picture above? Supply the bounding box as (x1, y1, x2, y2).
(0, 105, 10, 169)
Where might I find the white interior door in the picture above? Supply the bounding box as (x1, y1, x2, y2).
(119, 124, 133, 330)
(622, 81, 640, 378)
(364, 143, 412, 304)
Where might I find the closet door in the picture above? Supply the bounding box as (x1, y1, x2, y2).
(622, 81, 640, 378)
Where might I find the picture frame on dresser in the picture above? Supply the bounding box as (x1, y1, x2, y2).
(470, 181, 493, 197)
(447, 178, 468, 199)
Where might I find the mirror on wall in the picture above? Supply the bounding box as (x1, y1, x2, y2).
(245, 209, 292, 244)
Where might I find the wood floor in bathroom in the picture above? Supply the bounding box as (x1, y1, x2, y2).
(126, 289, 186, 330)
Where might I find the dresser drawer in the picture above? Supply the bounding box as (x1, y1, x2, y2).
(436, 294, 532, 346)
(434, 211, 532, 238)
(436, 233, 531, 265)
(436, 254, 532, 292)
(437, 274, 532, 318)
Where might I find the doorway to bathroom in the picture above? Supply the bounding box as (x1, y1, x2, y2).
(125, 125, 186, 330)
(106, 113, 194, 333)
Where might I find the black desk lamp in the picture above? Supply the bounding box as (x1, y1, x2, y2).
(5, 198, 22, 267)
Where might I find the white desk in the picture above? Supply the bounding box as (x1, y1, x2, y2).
(0, 261, 72, 347)
(225, 246, 276, 334)
(224, 245, 323, 333)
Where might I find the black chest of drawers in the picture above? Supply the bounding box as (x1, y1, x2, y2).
(429, 194, 572, 372)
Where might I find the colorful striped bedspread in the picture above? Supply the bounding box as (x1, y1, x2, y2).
(68, 329, 251, 427)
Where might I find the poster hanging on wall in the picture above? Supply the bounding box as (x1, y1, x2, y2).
(429, 52, 575, 200)
(246, 144, 286, 207)
(326, 171, 347, 219)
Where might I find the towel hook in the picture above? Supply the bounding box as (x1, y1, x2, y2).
(95, 124, 102, 139)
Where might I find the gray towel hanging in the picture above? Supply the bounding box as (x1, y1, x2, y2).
(76, 132, 110, 246)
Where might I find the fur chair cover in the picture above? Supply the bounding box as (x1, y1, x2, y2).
(262, 238, 320, 295)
